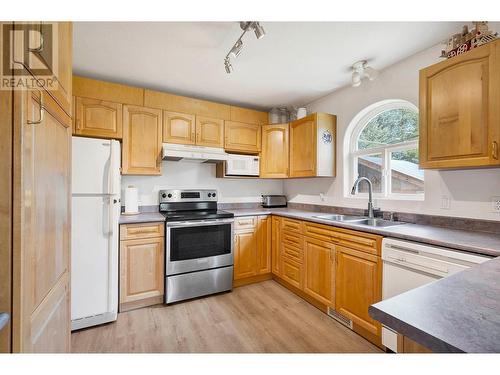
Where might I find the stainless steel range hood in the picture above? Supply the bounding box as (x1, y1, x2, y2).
(162, 143, 228, 163)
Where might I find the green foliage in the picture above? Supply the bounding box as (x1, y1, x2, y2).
(358, 108, 418, 150)
(392, 149, 419, 164)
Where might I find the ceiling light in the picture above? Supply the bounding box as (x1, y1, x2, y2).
(224, 58, 233, 74)
(351, 60, 378, 87)
(229, 40, 244, 58)
(252, 22, 266, 40)
(224, 21, 266, 74)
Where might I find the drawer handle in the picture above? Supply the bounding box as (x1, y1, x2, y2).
(493, 141, 499, 160)
(129, 227, 157, 234)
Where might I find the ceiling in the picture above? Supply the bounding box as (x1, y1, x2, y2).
(73, 22, 461, 110)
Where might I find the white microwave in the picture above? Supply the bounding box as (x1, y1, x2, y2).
(224, 155, 260, 177)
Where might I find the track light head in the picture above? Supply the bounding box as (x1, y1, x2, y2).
(224, 58, 233, 74)
(252, 22, 266, 40)
(351, 60, 378, 87)
(229, 40, 244, 58)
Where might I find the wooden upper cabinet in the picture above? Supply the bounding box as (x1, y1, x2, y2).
(163, 111, 196, 145)
(289, 113, 336, 177)
(122, 105, 163, 175)
(335, 245, 382, 337)
(224, 121, 261, 153)
(261, 123, 289, 178)
(304, 236, 334, 307)
(419, 40, 500, 169)
(229, 106, 267, 125)
(196, 116, 224, 147)
(74, 97, 123, 139)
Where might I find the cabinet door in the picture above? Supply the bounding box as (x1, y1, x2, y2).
(224, 121, 261, 153)
(335, 245, 381, 336)
(122, 105, 163, 175)
(234, 230, 258, 280)
(74, 97, 123, 139)
(119, 237, 164, 305)
(196, 116, 224, 147)
(281, 256, 303, 290)
(304, 237, 334, 306)
(257, 216, 271, 274)
(163, 111, 196, 145)
(13, 89, 71, 352)
(271, 216, 281, 276)
(261, 124, 289, 178)
(289, 114, 317, 177)
(419, 41, 500, 168)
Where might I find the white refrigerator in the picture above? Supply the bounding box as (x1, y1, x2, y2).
(71, 136, 121, 330)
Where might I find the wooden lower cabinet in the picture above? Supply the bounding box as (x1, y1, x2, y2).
(119, 223, 164, 312)
(234, 215, 272, 285)
(400, 336, 433, 353)
(281, 256, 303, 289)
(303, 236, 335, 306)
(271, 216, 282, 276)
(335, 245, 382, 337)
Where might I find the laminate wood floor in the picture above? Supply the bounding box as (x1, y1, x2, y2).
(71, 280, 382, 353)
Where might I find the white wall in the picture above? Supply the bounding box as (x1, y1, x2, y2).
(285, 32, 500, 221)
(122, 161, 284, 206)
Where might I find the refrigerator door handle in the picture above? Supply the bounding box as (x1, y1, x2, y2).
(108, 141, 114, 195)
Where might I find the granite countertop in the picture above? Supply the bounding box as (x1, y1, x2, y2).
(369, 256, 500, 353)
(227, 208, 500, 257)
(119, 211, 166, 224)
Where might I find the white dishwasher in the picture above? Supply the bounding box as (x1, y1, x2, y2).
(381, 237, 491, 352)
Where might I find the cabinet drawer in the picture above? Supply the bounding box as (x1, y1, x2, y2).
(235, 216, 258, 230)
(120, 222, 164, 240)
(281, 257, 303, 289)
(281, 218, 302, 233)
(282, 231, 303, 248)
(303, 221, 336, 242)
(336, 230, 381, 256)
(282, 242, 303, 263)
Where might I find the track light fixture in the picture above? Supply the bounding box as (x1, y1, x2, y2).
(224, 22, 266, 74)
(351, 60, 378, 87)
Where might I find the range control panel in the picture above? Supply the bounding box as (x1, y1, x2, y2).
(159, 189, 218, 203)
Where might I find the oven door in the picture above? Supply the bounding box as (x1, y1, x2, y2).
(166, 219, 234, 275)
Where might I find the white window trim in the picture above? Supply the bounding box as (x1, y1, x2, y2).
(345, 99, 424, 201)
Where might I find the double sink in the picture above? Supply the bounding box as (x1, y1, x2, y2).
(313, 214, 406, 228)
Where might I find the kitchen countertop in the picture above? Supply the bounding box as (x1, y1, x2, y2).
(369, 256, 500, 353)
(119, 211, 166, 224)
(228, 208, 500, 257)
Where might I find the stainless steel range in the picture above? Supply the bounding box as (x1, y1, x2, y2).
(159, 189, 234, 304)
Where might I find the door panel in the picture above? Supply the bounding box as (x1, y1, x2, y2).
(234, 230, 257, 280)
(224, 121, 261, 153)
(304, 237, 334, 306)
(163, 111, 195, 145)
(271, 216, 281, 276)
(74, 97, 123, 139)
(257, 216, 271, 274)
(261, 124, 289, 178)
(290, 115, 316, 177)
(196, 116, 224, 147)
(122, 105, 162, 175)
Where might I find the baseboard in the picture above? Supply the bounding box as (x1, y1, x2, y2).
(119, 295, 164, 313)
(233, 273, 273, 288)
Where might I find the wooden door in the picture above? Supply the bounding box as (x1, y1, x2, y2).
(74, 97, 123, 139)
(256, 216, 271, 274)
(419, 41, 500, 169)
(119, 237, 164, 306)
(304, 237, 334, 306)
(289, 114, 317, 177)
(335, 245, 382, 336)
(234, 230, 258, 280)
(281, 257, 303, 290)
(261, 124, 289, 178)
(163, 111, 196, 145)
(196, 116, 224, 147)
(21, 22, 73, 115)
(271, 216, 281, 276)
(224, 121, 261, 153)
(122, 105, 163, 175)
(12, 89, 71, 352)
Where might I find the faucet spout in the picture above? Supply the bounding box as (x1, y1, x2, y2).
(351, 177, 375, 219)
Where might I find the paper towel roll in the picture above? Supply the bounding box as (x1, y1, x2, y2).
(124, 185, 139, 214)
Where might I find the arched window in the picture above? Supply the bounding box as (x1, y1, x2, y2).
(348, 100, 423, 199)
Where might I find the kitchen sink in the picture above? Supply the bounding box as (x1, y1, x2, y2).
(313, 214, 367, 222)
(351, 218, 406, 228)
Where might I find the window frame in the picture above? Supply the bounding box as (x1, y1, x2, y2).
(348, 100, 423, 201)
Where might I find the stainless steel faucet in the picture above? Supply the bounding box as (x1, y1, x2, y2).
(351, 177, 375, 219)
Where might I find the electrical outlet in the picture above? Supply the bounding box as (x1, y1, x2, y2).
(441, 195, 451, 210)
(491, 197, 500, 213)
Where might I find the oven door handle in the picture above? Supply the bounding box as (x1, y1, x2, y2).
(166, 219, 234, 228)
